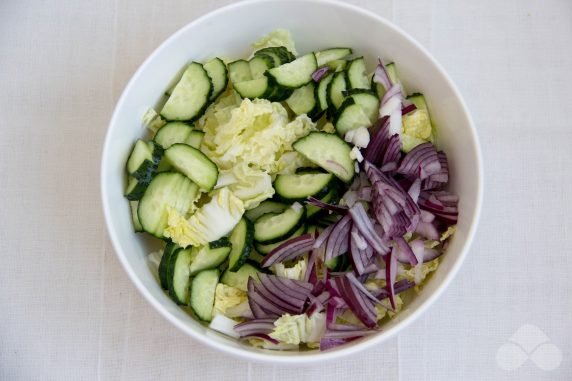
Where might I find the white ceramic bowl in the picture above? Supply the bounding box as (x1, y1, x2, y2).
(101, 0, 483, 364)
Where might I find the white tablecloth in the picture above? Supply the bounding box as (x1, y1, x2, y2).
(1, 0, 571, 379)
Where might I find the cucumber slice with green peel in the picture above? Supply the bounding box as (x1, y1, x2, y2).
(254, 224, 306, 255)
(285, 82, 319, 117)
(190, 269, 220, 321)
(346, 57, 370, 90)
(317, 73, 334, 112)
(164, 143, 218, 191)
(254, 47, 295, 65)
(249, 55, 274, 79)
(233, 77, 272, 99)
(407, 93, 430, 111)
(266, 53, 317, 89)
(160, 62, 213, 122)
(129, 201, 143, 232)
(274, 173, 333, 201)
(253, 206, 306, 244)
(254, 52, 282, 67)
(159, 242, 180, 290)
(124, 176, 147, 201)
(295, 167, 325, 174)
(314, 47, 352, 67)
(327, 71, 347, 113)
(126, 140, 162, 182)
(266, 80, 293, 101)
(245, 201, 289, 222)
(326, 59, 348, 72)
(335, 97, 373, 135)
(228, 218, 254, 272)
(385, 63, 400, 85)
(220, 262, 261, 292)
(203, 57, 228, 101)
(342, 89, 380, 124)
(189, 238, 232, 275)
(138, 172, 199, 238)
(167, 247, 193, 304)
(228, 60, 252, 83)
(293, 132, 355, 183)
(153, 123, 203, 150)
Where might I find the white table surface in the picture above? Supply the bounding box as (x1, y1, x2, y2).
(1, 0, 571, 379)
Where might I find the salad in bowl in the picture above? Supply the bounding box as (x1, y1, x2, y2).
(123, 29, 458, 351)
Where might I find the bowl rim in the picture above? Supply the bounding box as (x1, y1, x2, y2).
(101, 0, 483, 364)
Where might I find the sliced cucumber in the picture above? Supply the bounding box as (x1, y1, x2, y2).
(386, 63, 399, 85)
(203, 57, 228, 101)
(220, 262, 261, 292)
(314, 47, 352, 67)
(249, 55, 274, 79)
(190, 269, 220, 321)
(346, 57, 370, 90)
(266, 78, 293, 101)
(151, 124, 202, 152)
(254, 224, 306, 255)
(326, 59, 348, 72)
(189, 237, 232, 275)
(325, 252, 350, 271)
(159, 241, 180, 290)
(124, 176, 147, 201)
(245, 201, 289, 222)
(126, 140, 162, 182)
(228, 218, 254, 272)
(161, 62, 212, 122)
(164, 143, 218, 191)
(266, 53, 317, 89)
(253, 206, 306, 244)
(342, 89, 380, 124)
(285, 82, 320, 119)
(233, 77, 272, 99)
(293, 132, 355, 183)
(255, 47, 294, 66)
(407, 93, 429, 111)
(327, 71, 347, 113)
(138, 172, 199, 238)
(335, 98, 373, 136)
(167, 247, 193, 304)
(274, 173, 333, 201)
(316, 73, 334, 112)
(228, 60, 252, 83)
(129, 201, 143, 232)
(295, 167, 325, 174)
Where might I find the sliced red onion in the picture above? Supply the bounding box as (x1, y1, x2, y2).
(239, 333, 279, 345)
(374, 279, 415, 299)
(259, 274, 307, 312)
(234, 318, 276, 337)
(247, 279, 272, 318)
(423, 151, 449, 190)
(306, 196, 348, 214)
(348, 203, 389, 254)
(397, 142, 441, 180)
(366, 162, 420, 237)
(261, 234, 315, 267)
(313, 223, 336, 249)
(334, 276, 378, 328)
(420, 210, 435, 223)
(325, 214, 352, 262)
(346, 272, 383, 305)
(381, 134, 401, 168)
(394, 237, 418, 266)
(312, 66, 330, 82)
(364, 116, 390, 165)
(373, 58, 392, 92)
(381, 84, 403, 106)
(418, 191, 458, 223)
(415, 221, 440, 240)
(401, 103, 417, 115)
(408, 178, 422, 203)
